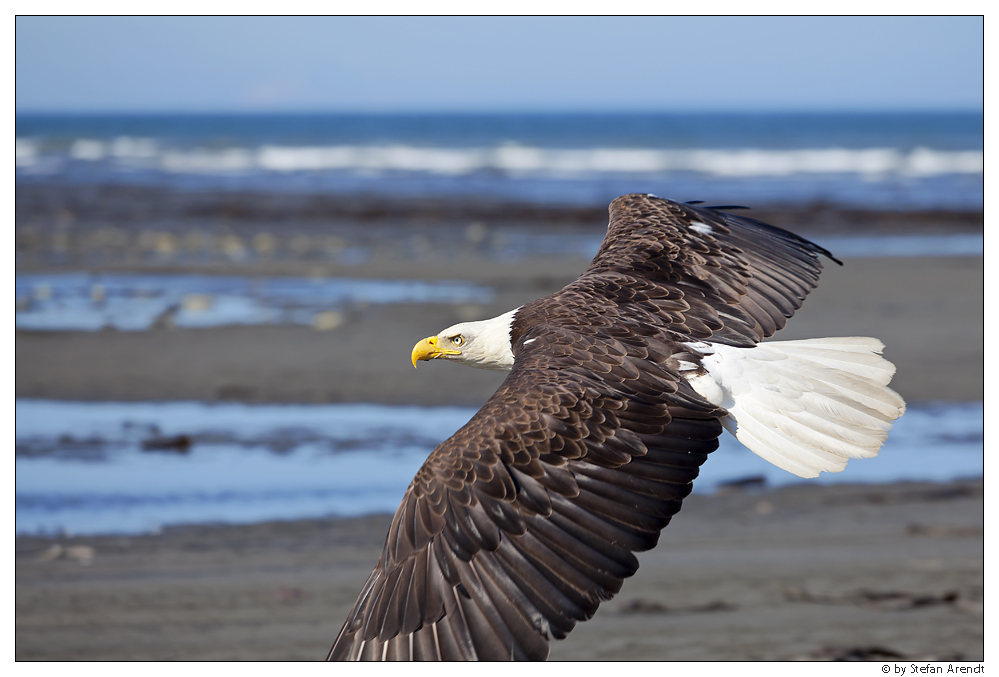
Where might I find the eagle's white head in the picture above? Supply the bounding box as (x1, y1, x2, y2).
(411, 308, 519, 372)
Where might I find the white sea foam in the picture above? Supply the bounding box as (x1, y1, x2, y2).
(16, 137, 984, 179)
(246, 145, 984, 178)
(70, 139, 106, 161)
(109, 136, 158, 159)
(15, 138, 39, 167)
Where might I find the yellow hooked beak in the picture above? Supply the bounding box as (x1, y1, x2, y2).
(411, 335, 461, 368)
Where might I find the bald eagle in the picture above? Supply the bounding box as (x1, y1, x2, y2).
(328, 193, 905, 661)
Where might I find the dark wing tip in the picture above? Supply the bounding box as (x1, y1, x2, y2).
(611, 193, 844, 267)
(699, 204, 843, 266)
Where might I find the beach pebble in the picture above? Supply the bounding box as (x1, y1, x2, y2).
(220, 235, 247, 260)
(36, 544, 96, 565)
(182, 294, 214, 313)
(754, 500, 774, 515)
(66, 545, 96, 565)
(90, 284, 106, 304)
(155, 232, 178, 257)
(253, 233, 277, 256)
(37, 545, 64, 562)
(312, 310, 344, 331)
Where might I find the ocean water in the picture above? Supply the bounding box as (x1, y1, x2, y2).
(15, 112, 983, 210)
(15, 272, 492, 332)
(15, 399, 983, 536)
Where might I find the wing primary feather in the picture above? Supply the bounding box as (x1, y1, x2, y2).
(528, 508, 638, 582)
(491, 536, 584, 638)
(471, 551, 553, 659)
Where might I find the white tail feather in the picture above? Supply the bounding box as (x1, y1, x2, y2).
(685, 337, 906, 478)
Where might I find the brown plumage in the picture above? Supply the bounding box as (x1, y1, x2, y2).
(328, 193, 842, 661)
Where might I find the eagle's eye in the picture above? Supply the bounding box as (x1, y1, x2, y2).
(452, 335, 464, 346)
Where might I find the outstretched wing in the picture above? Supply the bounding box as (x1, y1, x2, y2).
(328, 327, 723, 660)
(564, 193, 837, 347)
(329, 194, 836, 660)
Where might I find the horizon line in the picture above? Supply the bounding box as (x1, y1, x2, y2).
(15, 107, 986, 117)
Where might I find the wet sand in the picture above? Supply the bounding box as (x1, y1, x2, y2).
(15, 185, 984, 661)
(16, 256, 984, 405)
(15, 480, 983, 661)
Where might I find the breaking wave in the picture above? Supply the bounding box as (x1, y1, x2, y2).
(16, 137, 984, 179)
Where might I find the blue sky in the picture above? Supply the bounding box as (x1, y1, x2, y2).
(16, 16, 983, 113)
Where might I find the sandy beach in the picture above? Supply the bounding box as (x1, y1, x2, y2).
(15, 184, 984, 661)
(15, 255, 984, 406)
(15, 480, 983, 661)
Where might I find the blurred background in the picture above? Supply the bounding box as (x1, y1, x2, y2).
(16, 16, 983, 661)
